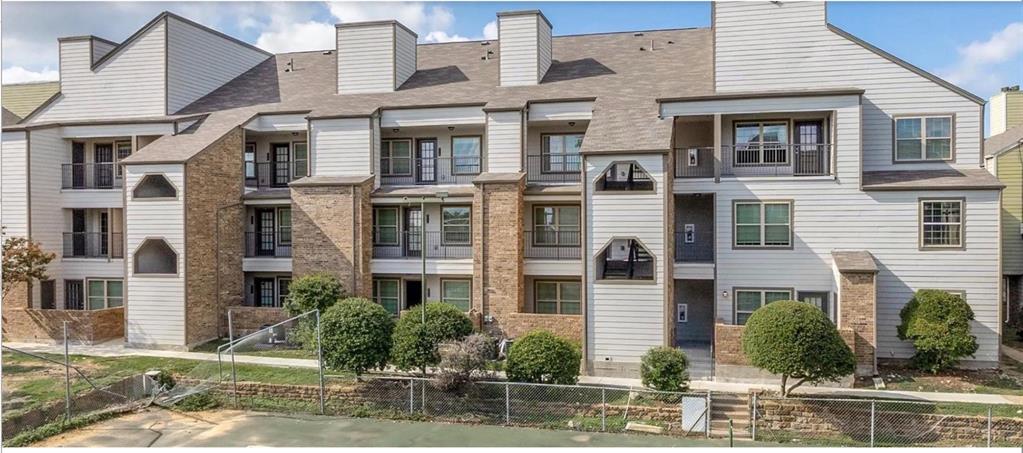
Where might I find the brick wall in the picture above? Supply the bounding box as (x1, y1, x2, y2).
(714, 323, 858, 367)
(472, 178, 525, 336)
(2, 282, 31, 311)
(1, 307, 123, 343)
(291, 180, 373, 298)
(184, 127, 245, 346)
(224, 306, 288, 335)
(501, 313, 582, 342)
(838, 271, 877, 376)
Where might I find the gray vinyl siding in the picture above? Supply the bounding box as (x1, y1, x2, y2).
(166, 17, 269, 114)
(1, 132, 29, 238)
(394, 27, 417, 89)
(485, 110, 523, 173)
(536, 18, 553, 82)
(32, 21, 166, 122)
(337, 25, 396, 94)
(499, 14, 540, 86)
(91, 39, 116, 64)
(125, 163, 186, 346)
(27, 129, 65, 308)
(714, 1, 981, 171)
(310, 117, 373, 176)
(528, 101, 594, 122)
(586, 154, 666, 364)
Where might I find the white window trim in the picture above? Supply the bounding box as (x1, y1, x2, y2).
(86, 278, 123, 310)
(894, 115, 954, 162)
(733, 201, 792, 248)
(291, 141, 309, 179)
(919, 199, 964, 249)
(734, 288, 792, 325)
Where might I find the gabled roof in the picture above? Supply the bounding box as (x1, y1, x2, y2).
(1, 81, 60, 120)
(2, 107, 22, 126)
(985, 123, 1023, 158)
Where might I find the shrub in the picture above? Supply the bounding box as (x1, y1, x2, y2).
(434, 333, 497, 391)
(742, 301, 855, 396)
(151, 369, 175, 390)
(320, 298, 395, 377)
(505, 330, 581, 384)
(176, 392, 219, 412)
(640, 347, 689, 392)
(897, 290, 979, 373)
(283, 273, 347, 317)
(391, 303, 474, 374)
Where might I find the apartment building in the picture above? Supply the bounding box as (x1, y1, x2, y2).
(1, 2, 1004, 380)
(985, 86, 1023, 336)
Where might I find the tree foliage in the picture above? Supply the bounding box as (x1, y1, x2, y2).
(897, 289, 978, 373)
(390, 303, 474, 374)
(2, 237, 55, 303)
(319, 298, 395, 377)
(742, 301, 855, 396)
(505, 330, 581, 385)
(283, 273, 347, 317)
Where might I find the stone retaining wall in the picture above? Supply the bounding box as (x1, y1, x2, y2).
(1, 307, 123, 344)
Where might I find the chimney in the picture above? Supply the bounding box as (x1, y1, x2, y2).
(497, 10, 552, 86)
(56, 35, 118, 77)
(990, 85, 1022, 135)
(336, 21, 417, 94)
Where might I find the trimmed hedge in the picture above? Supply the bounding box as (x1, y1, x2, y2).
(505, 330, 581, 385)
(897, 289, 978, 373)
(391, 303, 474, 374)
(640, 347, 689, 392)
(320, 298, 395, 376)
(283, 273, 347, 317)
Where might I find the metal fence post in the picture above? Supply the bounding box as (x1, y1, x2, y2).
(601, 388, 606, 432)
(409, 380, 415, 414)
(228, 311, 238, 407)
(751, 392, 757, 442)
(706, 391, 711, 439)
(987, 406, 992, 447)
(505, 382, 511, 425)
(869, 400, 876, 448)
(316, 310, 325, 415)
(63, 321, 71, 422)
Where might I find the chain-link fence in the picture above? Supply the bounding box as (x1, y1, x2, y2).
(752, 395, 1023, 447)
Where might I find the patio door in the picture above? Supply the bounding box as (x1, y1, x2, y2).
(254, 278, 275, 307)
(94, 143, 114, 188)
(416, 139, 437, 184)
(404, 208, 422, 257)
(256, 209, 276, 256)
(72, 209, 86, 256)
(271, 143, 290, 186)
(793, 120, 825, 175)
(65, 280, 84, 310)
(71, 142, 86, 188)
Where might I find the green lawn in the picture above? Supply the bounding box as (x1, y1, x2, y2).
(191, 338, 318, 360)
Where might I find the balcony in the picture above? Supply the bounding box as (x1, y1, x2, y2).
(674, 144, 833, 178)
(61, 163, 123, 189)
(372, 231, 471, 259)
(525, 154, 581, 184)
(246, 162, 301, 189)
(523, 230, 581, 260)
(62, 232, 123, 258)
(245, 230, 293, 258)
(380, 157, 480, 186)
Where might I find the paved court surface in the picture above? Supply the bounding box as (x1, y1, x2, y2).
(32, 408, 765, 447)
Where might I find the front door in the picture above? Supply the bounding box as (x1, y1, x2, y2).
(256, 209, 276, 256)
(99, 211, 109, 256)
(416, 139, 437, 184)
(271, 143, 290, 186)
(793, 120, 825, 175)
(65, 280, 84, 310)
(404, 208, 422, 257)
(71, 142, 85, 188)
(405, 280, 422, 310)
(94, 143, 114, 188)
(72, 209, 87, 256)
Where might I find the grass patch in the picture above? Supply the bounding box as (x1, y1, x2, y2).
(176, 392, 219, 412)
(192, 338, 317, 360)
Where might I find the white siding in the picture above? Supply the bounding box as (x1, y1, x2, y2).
(310, 117, 372, 176)
(337, 25, 396, 94)
(486, 110, 523, 173)
(125, 164, 186, 347)
(166, 17, 269, 114)
(394, 26, 417, 88)
(528, 102, 594, 122)
(32, 21, 167, 122)
(499, 14, 540, 86)
(27, 129, 65, 307)
(244, 114, 308, 132)
(242, 257, 292, 273)
(60, 123, 174, 138)
(587, 154, 666, 363)
(380, 106, 486, 128)
(1, 132, 29, 238)
(537, 18, 552, 82)
(714, 1, 982, 171)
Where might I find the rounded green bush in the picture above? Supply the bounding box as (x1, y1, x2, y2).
(283, 273, 347, 317)
(640, 347, 689, 392)
(320, 297, 395, 376)
(391, 303, 474, 374)
(897, 289, 978, 373)
(505, 330, 581, 384)
(742, 301, 854, 396)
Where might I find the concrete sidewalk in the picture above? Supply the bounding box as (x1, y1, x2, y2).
(5, 340, 1021, 405)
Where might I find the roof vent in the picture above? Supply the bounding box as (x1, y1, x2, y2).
(322, 50, 333, 55)
(633, 32, 644, 37)
(1003, 85, 1020, 92)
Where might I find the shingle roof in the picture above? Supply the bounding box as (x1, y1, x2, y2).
(2, 108, 22, 126)
(125, 27, 713, 164)
(985, 123, 1023, 158)
(1, 81, 60, 120)
(861, 169, 1005, 191)
(831, 251, 877, 273)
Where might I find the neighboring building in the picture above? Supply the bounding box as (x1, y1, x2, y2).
(1, 81, 61, 125)
(985, 86, 1023, 339)
(0, 2, 1005, 380)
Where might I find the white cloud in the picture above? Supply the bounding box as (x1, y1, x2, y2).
(483, 21, 498, 40)
(327, 2, 492, 43)
(423, 31, 470, 44)
(940, 22, 1023, 97)
(2, 66, 59, 84)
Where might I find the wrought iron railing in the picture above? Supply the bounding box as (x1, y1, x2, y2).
(245, 230, 293, 257)
(62, 232, 124, 258)
(246, 162, 303, 188)
(380, 156, 481, 186)
(61, 163, 123, 189)
(674, 144, 833, 178)
(523, 230, 581, 260)
(525, 154, 582, 183)
(372, 231, 471, 259)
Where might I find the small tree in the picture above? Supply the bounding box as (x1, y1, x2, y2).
(319, 298, 395, 377)
(283, 273, 347, 316)
(640, 347, 690, 392)
(391, 303, 474, 375)
(434, 333, 497, 391)
(897, 290, 978, 373)
(742, 301, 855, 396)
(505, 330, 581, 385)
(2, 237, 55, 303)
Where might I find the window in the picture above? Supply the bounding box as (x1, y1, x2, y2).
(920, 199, 963, 248)
(244, 143, 256, 180)
(65, 280, 84, 310)
(442, 206, 471, 245)
(596, 161, 654, 192)
(292, 142, 309, 178)
(277, 208, 292, 246)
(381, 140, 412, 176)
(254, 278, 276, 307)
(798, 291, 831, 320)
(734, 201, 791, 248)
(87, 279, 123, 309)
(535, 281, 581, 314)
(40, 280, 56, 309)
(734, 122, 789, 165)
(115, 141, 131, 177)
(133, 239, 177, 274)
(373, 207, 400, 245)
(542, 134, 583, 173)
(277, 278, 291, 308)
(533, 206, 580, 246)
(373, 279, 400, 315)
(895, 116, 953, 161)
(735, 289, 792, 325)
(597, 238, 654, 280)
(132, 174, 177, 199)
(451, 136, 482, 175)
(441, 280, 471, 311)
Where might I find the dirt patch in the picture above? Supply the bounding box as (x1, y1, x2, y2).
(856, 356, 1023, 395)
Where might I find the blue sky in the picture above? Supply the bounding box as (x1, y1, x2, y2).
(2, 1, 1020, 124)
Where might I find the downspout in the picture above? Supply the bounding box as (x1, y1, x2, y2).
(479, 182, 487, 326)
(352, 184, 359, 295)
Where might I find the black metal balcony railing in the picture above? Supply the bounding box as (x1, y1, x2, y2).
(62, 232, 124, 258)
(246, 162, 301, 188)
(674, 231, 714, 263)
(674, 144, 833, 178)
(245, 230, 293, 257)
(380, 157, 481, 186)
(61, 163, 123, 189)
(372, 231, 471, 259)
(523, 230, 581, 260)
(525, 154, 582, 183)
